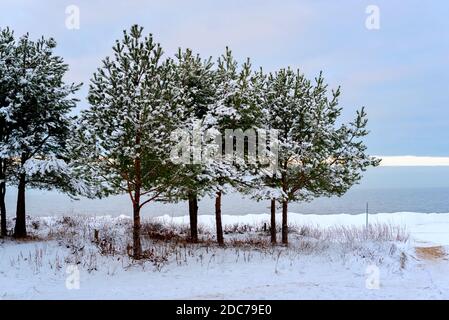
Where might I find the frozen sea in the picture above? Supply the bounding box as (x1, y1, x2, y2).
(5, 166, 449, 217)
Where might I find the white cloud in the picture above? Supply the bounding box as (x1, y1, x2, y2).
(378, 156, 449, 166)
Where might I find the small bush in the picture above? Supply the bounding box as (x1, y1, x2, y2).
(229, 237, 270, 249)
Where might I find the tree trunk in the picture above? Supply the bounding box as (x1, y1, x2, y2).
(215, 191, 224, 246)
(132, 126, 143, 259)
(14, 172, 27, 238)
(0, 159, 7, 237)
(0, 187, 6, 237)
(132, 201, 142, 259)
(282, 199, 288, 245)
(270, 198, 276, 244)
(188, 193, 198, 242)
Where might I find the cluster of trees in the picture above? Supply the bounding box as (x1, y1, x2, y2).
(0, 27, 80, 238)
(0, 25, 379, 259)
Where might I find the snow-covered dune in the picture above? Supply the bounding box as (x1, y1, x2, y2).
(155, 211, 449, 246)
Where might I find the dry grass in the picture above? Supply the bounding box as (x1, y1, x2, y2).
(3, 215, 411, 273)
(415, 246, 446, 261)
(141, 221, 184, 242)
(291, 222, 409, 243)
(229, 237, 271, 249)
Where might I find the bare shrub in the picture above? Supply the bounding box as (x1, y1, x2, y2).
(31, 220, 40, 230)
(294, 224, 325, 239)
(141, 221, 183, 242)
(229, 237, 270, 249)
(296, 238, 328, 253)
(97, 237, 118, 256)
(141, 246, 170, 271)
(224, 222, 273, 235)
(225, 223, 254, 234)
(400, 252, 407, 269)
(61, 216, 78, 228)
(328, 223, 409, 244)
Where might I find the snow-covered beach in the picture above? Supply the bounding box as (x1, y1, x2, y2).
(2, 1, 449, 303)
(1, 211, 448, 300)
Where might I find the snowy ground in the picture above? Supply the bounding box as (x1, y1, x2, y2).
(1, 212, 448, 299)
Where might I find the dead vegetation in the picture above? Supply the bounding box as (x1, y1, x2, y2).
(415, 246, 446, 261)
(3, 215, 411, 274)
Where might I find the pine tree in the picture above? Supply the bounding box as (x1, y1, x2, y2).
(207, 48, 264, 245)
(1, 29, 80, 238)
(240, 68, 284, 245)
(72, 25, 182, 258)
(0, 27, 15, 237)
(264, 68, 380, 244)
(166, 48, 217, 243)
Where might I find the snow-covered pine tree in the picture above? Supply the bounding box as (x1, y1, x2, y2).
(207, 48, 264, 245)
(0, 27, 15, 236)
(72, 25, 183, 258)
(166, 48, 217, 242)
(1, 30, 80, 238)
(238, 68, 283, 244)
(238, 69, 291, 244)
(265, 68, 380, 244)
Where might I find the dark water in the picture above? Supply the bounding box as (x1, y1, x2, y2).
(4, 166, 449, 217)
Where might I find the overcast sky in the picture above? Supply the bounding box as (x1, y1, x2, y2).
(1, 0, 448, 159)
